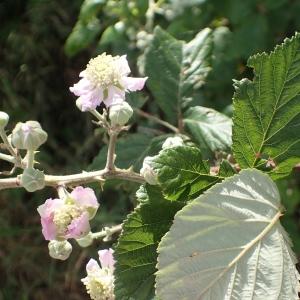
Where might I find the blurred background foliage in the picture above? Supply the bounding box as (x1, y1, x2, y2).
(0, 0, 299, 299)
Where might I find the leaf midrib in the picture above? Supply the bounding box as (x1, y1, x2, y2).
(198, 210, 282, 298)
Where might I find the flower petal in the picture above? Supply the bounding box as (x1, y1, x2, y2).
(37, 198, 64, 218)
(103, 86, 125, 107)
(69, 78, 93, 97)
(41, 215, 57, 240)
(122, 76, 147, 92)
(71, 186, 99, 219)
(86, 258, 101, 274)
(118, 55, 131, 76)
(98, 248, 115, 270)
(66, 212, 90, 239)
(37, 198, 64, 241)
(71, 186, 98, 207)
(76, 88, 103, 111)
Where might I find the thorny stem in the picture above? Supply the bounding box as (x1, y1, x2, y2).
(26, 150, 35, 168)
(57, 185, 68, 199)
(0, 168, 144, 190)
(145, 0, 156, 31)
(145, 0, 165, 31)
(0, 130, 18, 159)
(105, 132, 118, 171)
(90, 109, 108, 126)
(92, 224, 122, 240)
(135, 108, 179, 133)
(0, 153, 17, 165)
(0, 152, 28, 169)
(0, 109, 144, 191)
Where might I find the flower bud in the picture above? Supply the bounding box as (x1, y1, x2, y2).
(0, 111, 9, 129)
(109, 102, 133, 126)
(162, 136, 184, 150)
(76, 97, 92, 112)
(140, 156, 158, 185)
(11, 121, 47, 150)
(48, 240, 72, 260)
(20, 168, 45, 192)
(76, 232, 93, 247)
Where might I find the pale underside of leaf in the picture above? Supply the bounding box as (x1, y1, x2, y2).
(156, 169, 299, 300)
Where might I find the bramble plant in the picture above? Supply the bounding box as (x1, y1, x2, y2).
(1, 15, 300, 300)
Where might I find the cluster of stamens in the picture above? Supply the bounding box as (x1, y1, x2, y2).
(85, 53, 121, 89)
(82, 268, 114, 300)
(53, 205, 83, 237)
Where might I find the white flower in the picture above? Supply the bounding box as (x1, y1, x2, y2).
(162, 136, 184, 150)
(70, 53, 147, 111)
(82, 249, 115, 300)
(140, 156, 158, 185)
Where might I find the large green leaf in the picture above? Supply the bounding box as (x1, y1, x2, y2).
(152, 146, 223, 201)
(144, 27, 213, 123)
(156, 169, 299, 299)
(232, 33, 300, 179)
(184, 106, 232, 154)
(114, 185, 184, 300)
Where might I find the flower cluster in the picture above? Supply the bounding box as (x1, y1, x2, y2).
(37, 186, 99, 241)
(82, 248, 115, 300)
(70, 53, 147, 112)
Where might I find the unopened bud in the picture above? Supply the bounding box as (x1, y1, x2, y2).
(140, 156, 158, 185)
(11, 121, 47, 150)
(162, 136, 184, 150)
(109, 102, 133, 126)
(0, 112, 9, 129)
(21, 168, 45, 192)
(48, 240, 72, 260)
(76, 232, 93, 248)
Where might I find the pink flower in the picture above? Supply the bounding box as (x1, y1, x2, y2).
(71, 186, 99, 219)
(70, 53, 147, 111)
(82, 248, 115, 299)
(37, 198, 64, 240)
(37, 186, 99, 241)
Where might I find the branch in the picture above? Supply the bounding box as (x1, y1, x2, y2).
(0, 168, 144, 190)
(105, 132, 117, 171)
(92, 224, 122, 241)
(135, 108, 179, 133)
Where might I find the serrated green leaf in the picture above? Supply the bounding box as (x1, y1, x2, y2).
(152, 146, 222, 201)
(114, 185, 184, 300)
(232, 33, 300, 179)
(184, 106, 232, 155)
(218, 159, 236, 177)
(144, 27, 213, 123)
(156, 169, 299, 300)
